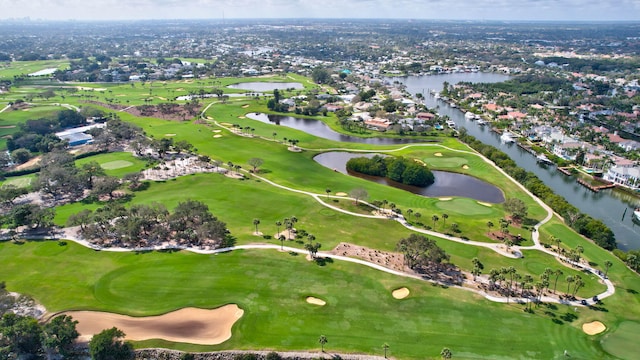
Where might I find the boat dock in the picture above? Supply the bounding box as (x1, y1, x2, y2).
(576, 178, 616, 192)
(517, 142, 536, 155)
(557, 167, 572, 176)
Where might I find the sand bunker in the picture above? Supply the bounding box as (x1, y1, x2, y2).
(462, 165, 469, 169)
(477, 201, 493, 207)
(392, 287, 410, 299)
(238, 116, 246, 119)
(242, 104, 250, 108)
(213, 130, 222, 133)
(213, 135, 223, 138)
(61, 305, 243, 345)
(582, 321, 606, 335)
(335, 192, 348, 196)
(165, 133, 176, 137)
(306, 297, 326, 306)
(439, 197, 452, 201)
(434, 153, 443, 157)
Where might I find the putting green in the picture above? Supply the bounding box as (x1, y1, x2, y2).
(101, 160, 134, 170)
(1, 177, 31, 188)
(425, 157, 468, 168)
(601, 321, 640, 359)
(435, 198, 494, 216)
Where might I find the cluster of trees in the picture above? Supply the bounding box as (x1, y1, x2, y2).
(472, 75, 573, 96)
(459, 131, 616, 250)
(69, 200, 231, 249)
(6, 109, 87, 164)
(346, 155, 435, 187)
(396, 234, 450, 272)
(1, 283, 81, 359)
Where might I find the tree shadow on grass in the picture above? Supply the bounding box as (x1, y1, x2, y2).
(314, 257, 334, 267)
(560, 312, 578, 322)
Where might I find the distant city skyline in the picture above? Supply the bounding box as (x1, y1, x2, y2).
(0, 0, 639, 22)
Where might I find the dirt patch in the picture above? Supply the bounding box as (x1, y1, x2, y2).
(582, 321, 606, 335)
(335, 192, 348, 196)
(306, 297, 326, 306)
(14, 156, 41, 170)
(61, 305, 243, 345)
(392, 287, 410, 299)
(331, 242, 405, 272)
(224, 172, 244, 179)
(434, 152, 443, 157)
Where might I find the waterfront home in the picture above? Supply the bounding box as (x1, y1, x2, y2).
(552, 142, 584, 161)
(604, 165, 640, 191)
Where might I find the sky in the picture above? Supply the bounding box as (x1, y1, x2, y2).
(0, 0, 639, 22)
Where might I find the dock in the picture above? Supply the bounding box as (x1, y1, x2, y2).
(517, 142, 536, 155)
(576, 178, 616, 192)
(557, 167, 572, 176)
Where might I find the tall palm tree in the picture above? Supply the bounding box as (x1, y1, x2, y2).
(279, 234, 286, 251)
(442, 213, 449, 228)
(406, 209, 413, 221)
(275, 221, 282, 236)
(253, 218, 260, 234)
(486, 221, 494, 233)
(566, 275, 575, 294)
(432, 215, 439, 228)
(318, 335, 328, 352)
(383, 343, 390, 359)
(604, 260, 613, 277)
(553, 269, 563, 294)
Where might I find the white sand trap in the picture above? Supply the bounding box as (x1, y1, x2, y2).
(582, 321, 606, 335)
(306, 297, 326, 306)
(434, 152, 443, 157)
(242, 104, 250, 108)
(335, 192, 348, 196)
(61, 305, 243, 345)
(165, 133, 176, 136)
(238, 116, 246, 119)
(213, 134, 223, 138)
(477, 201, 493, 207)
(221, 122, 233, 126)
(213, 130, 222, 133)
(439, 197, 452, 201)
(462, 165, 469, 169)
(392, 287, 410, 299)
(176, 88, 185, 91)
(252, 231, 263, 236)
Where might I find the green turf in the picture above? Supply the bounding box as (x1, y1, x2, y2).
(424, 156, 468, 168)
(100, 160, 134, 170)
(0, 241, 614, 359)
(600, 321, 640, 359)
(435, 198, 495, 216)
(1, 176, 32, 188)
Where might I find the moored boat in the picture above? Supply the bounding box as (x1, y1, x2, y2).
(464, 111, 476, 120)
(634, 208, 640, 222)
(500, 132, 516, 143)
(536, 153, 554, 165)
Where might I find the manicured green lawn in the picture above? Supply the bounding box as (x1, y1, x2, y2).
(600, 321, 640, 359)
(0, 241, 614, 359)
(75, 152, 147, 177)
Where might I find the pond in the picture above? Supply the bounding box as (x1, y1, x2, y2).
(227, 82, 304, 91)
(247, 113, 425, 145)
(314, 152, 505, 203)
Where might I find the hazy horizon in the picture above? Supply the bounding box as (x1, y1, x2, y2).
(1, 0, 639, 22)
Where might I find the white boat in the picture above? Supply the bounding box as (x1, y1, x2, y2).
(536, 153, 554, 165)
(446, 120, 456, 129)
(634, 208, 640, 222)
(500, 132, 516, 143)
(464, 111, 476, 120)
(477, 118, 487, 126)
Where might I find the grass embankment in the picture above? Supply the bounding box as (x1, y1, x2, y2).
(0, 241, 614, 359)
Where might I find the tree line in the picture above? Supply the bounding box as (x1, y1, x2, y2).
(459, 130, 616, 250)
(346, 155, 435, 187)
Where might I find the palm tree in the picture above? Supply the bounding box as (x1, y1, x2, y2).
(604, 260, 613, 277)
(486, 221, 494, 233)
(307, 234, 316, 244)
(279, 234, 286, 251)
(553, 269, 563, 294)
(381, 199, 388, 212)
(566, 275, 575, 294)
(383, 343, 390, 359)
(414, 212, 422, 223)
(253, 219, 260, 234)
(272, 131, 277, 141)
(325, 188, 331, 196)
(442, 213, 449, 228)
(275, 221, 282, 236)
(318, 335, 328, 352)
(432, 215, 439, 228)
(406, 209, 413, 221)
(471, 265, 482, 281)
(440, 347, 452, 359)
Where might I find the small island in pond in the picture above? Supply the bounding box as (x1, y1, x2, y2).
(346, 155, 435, 187)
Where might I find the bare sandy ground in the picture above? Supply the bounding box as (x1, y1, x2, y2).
(61, 305, 243, 345)
(15, 156, 41, 170)
(392, 287, 410, 299)
(582, 321, 606, 335)
(306, 297, 326, 306)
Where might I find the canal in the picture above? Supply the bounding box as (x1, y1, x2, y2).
(390, 73, 640, 250)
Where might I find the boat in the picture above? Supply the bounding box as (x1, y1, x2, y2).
(446, 120, 456, 129)
(536, 153, 554, 165)
(477, 119, 487, 126)
(464, 111, 476, 120)
(634, 208, 640, 222)
(500, 132, 516, 143)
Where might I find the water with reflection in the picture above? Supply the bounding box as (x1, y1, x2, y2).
(247, 112, 425, 145)
(227, 82, 303, 91)
(314, 152, 505, 203)
(390, 73, 640, 250)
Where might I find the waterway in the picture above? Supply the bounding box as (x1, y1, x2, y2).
(313, 152, 504, 203)
(390, 73, 640, 250)
(227, 82, 303, 91)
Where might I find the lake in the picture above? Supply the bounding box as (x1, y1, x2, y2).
(227, 82, 304, 91)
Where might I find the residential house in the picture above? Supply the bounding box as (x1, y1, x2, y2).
(604, 165, 640, 191)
